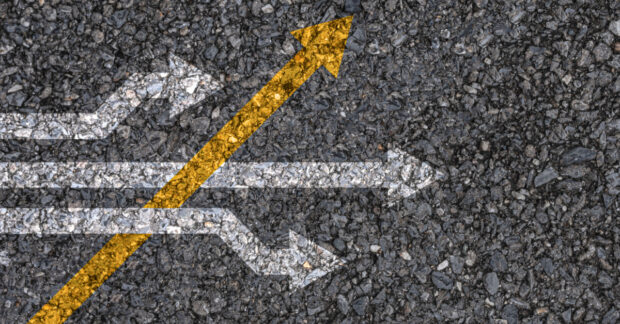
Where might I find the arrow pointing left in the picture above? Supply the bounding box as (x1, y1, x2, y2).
(0, 55, 222, 139)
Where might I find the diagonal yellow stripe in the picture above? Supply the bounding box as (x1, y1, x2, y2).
(29, 234, 150, 323)
(29, 16, 352, 323)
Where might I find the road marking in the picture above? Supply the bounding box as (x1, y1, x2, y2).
(0, 55, 221, 139)
(30, 16, 354, 323)
(145, 16, 353, 208)
(31, 234, 149, 323)
(0, 148, 438, 204)
(0, 208, 344, 289)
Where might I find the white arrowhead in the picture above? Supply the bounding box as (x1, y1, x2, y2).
(385, 147, 442, 205)
(0, 208, 346, 289)
(285, 230, 345, 289)
(0, 54, 222, 139)
(164, 55, 219, 118)
(0, 147, 442, 205)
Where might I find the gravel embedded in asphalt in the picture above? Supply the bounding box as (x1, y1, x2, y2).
(0, 0, 619, 322)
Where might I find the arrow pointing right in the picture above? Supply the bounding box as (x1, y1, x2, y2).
(32, 17, 356, 322)
(0, 55, 222, 140)
(0, 148, 441, 205)
(0, 208, 345, 289)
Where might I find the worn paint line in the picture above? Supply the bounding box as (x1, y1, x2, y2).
(0, 208, 345, 289)
(0, 148, 436, 204)
(0, 55, 221, 140)
(29, 16, 353, 323)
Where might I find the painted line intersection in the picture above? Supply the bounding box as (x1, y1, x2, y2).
(28, 16, 355, 323)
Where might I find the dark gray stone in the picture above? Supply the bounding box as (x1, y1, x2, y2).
(593, 43, 612, 62)
(539, 258, 554, 276)
(337, 295, 349, 314)
(485, 272, 499, 295)
(535, 167, 559, 187)
(502, 304, 519, 324)
(351, 296, 368, 316)
(561, 147, 597, 165)
(344, 0, 361, 13)
(489, 252, 508, 272)
(431, 271, 453, 290)
(602, 308, 619, 324)
(450, 256, 464, 274)
(7, 92, 27, 107)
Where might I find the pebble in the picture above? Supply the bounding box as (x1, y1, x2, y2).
(7, 84, 22, 93)
(191, 300, 210, 316)
(502, 304, 519, 324)
(337, 295, 349, 314)
(391, 33, 408, 48)
(593, 43, 612, 62)
(351, 296, 368, 316)
(431, 271, 453, 290)
(609, 20, 620, 36)
(534, 167, 559, 187)
(449, 256, 464, 274)
(261, 4, 274, 14)
(344, 0, 361, 13)
(489, 252, 508, 272)
(561, 309, 572, 323)
(481, 141, 490, 151)
(571, 99, 589, 111)
(561, 147, 597, 165)
(524, 145, 536, 158)
(400, 251, 412, 261)
(465, 250, 477, 267)
(92, 30, 105, 43)
(7, 92, 27, 107)
(437, 259, 449, 271)
(485, 272, 499, 295)
(602, 308, 619, 324)
(538, 258, 554, 276)
(0, 251, 10, 266)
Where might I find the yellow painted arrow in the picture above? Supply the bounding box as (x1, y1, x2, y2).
(30, 15, 353, 323)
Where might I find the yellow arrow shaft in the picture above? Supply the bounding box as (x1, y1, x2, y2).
(146, 47, 320, 208)
(30, 48, 323, 323)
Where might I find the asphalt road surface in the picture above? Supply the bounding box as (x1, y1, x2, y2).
(1, 0, 619, 323)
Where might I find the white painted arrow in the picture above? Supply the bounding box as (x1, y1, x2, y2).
(0, 55, 222, 139)
(0, 208, 344, 289)
(0, 148, 440, 204)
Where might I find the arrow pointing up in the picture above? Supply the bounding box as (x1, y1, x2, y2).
(290, 15, 352, 77)
(32, 17, 355, 322)
(0, 55, 222, 139)
(147, 16, 354, 208)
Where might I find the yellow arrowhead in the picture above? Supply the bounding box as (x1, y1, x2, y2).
(35, 17, 356, 323)
(291, 16, 353, 78)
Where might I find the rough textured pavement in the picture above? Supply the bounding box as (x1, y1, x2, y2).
(1, 0, 619, 323)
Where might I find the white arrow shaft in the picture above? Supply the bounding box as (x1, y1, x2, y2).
(0, 73, 157, 139)
(0, 55, 221, 139)
(0, 149, 438, 205)
(0, 207, 342, 288)
(0, 207, 284, 273)
(0, 161, 389, 189)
